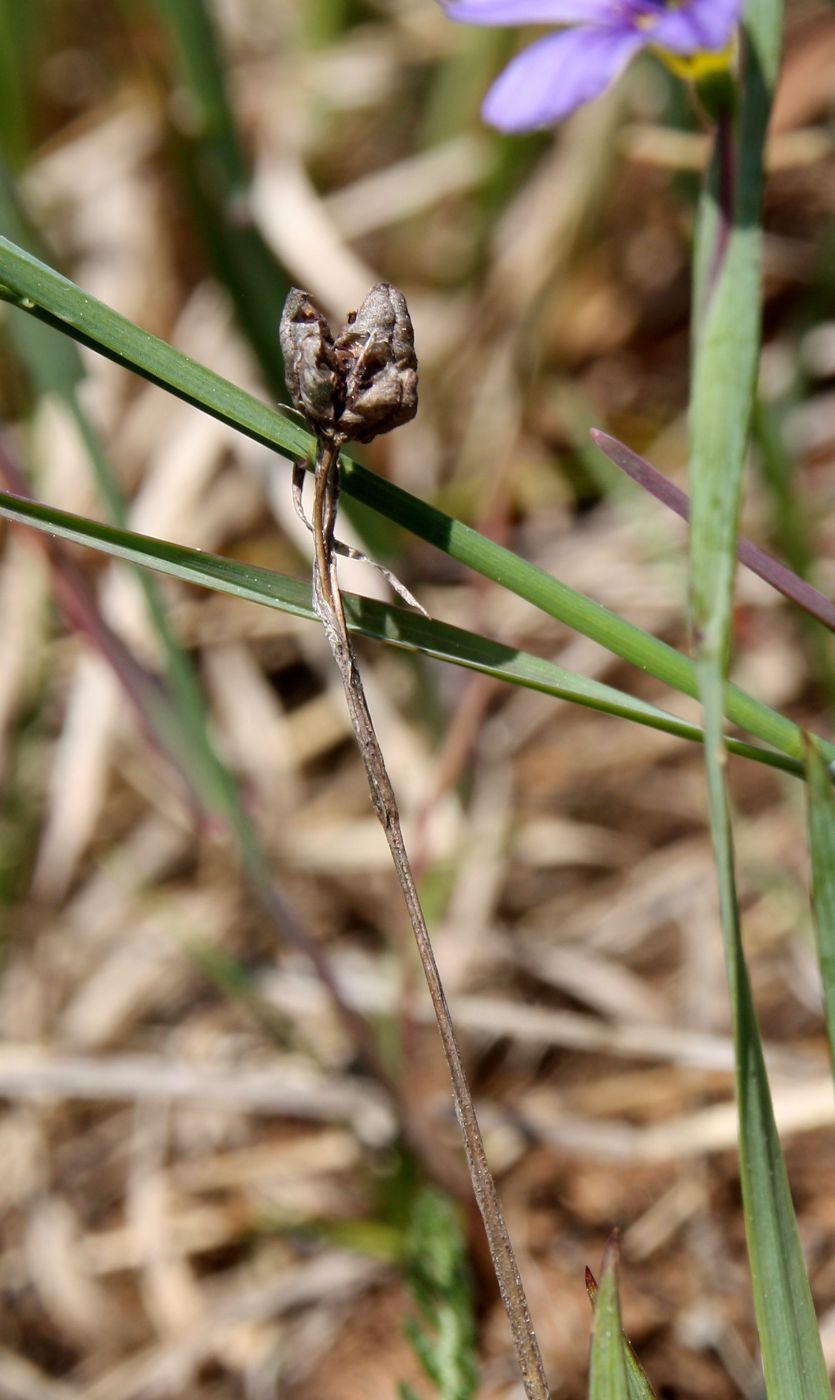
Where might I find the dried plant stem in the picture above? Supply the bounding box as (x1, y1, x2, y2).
(293, 457, 427, 614)
(310, 434, 551, 1400)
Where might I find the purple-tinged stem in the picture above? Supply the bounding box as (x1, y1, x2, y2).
(591, 429, 835, 635)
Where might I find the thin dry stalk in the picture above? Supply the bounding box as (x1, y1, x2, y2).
(308, 431, 551, 1400)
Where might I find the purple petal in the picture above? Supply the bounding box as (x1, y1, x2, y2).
(482, 24, 643, 131)
(647, 0, 742, 53)
(443, 0, 617, 26)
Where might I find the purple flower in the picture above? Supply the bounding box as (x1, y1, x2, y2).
(443, 0, 742, 132)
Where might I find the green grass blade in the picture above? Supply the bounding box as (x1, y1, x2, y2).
(704, 761, 828, 1399)
(0, 163, 84, 397)
(0, 487, 811, 779)
(804, 736, 835, 1075)
(0, 161, 242, 819)
(0, 0, 44, 171)
(690, 161, 763, 665)
(586, 1267, 655, 1400)
(623, 1351, 654, 1400)
(150, 0, 247, 184)
(146, 0, 290, 396)
(742, 937, 830, 1395)
(0, 234, 310, 457)
(0, 466, 381, 1069)
(0, 156, 377, 1055)
(688, 1, 829, 1393)
(0, 236, 821, 766)
(689, 0, 784, 692)
(401, 1188, 479, 1400)
(588, 1241, 629, 1400)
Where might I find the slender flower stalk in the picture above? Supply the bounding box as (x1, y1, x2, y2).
(280, 285, 552, 1400)
(442, 0, 742, 131)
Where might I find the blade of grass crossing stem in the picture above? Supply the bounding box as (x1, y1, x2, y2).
(804, 736, 835, 1076)
(689, 3, 829, 1394)
(588, 1244, 629, 1400)
(0, 487, 813, 781)
(0, 237, 829, 768)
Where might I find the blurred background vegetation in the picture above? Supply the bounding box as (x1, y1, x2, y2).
(2, 1, 835, 1396)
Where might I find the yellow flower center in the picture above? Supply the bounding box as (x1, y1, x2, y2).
(652, 36, 737, 82)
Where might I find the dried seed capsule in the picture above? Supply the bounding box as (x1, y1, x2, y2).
(279, 288, 340, 434)
(280, 283, 418, 444)
(336, 283, 418, 443)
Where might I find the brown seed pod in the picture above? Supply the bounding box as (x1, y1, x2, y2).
(279, 288, 340, 435)
(336, 282, 418, 443)
(279, 283, 418, 444)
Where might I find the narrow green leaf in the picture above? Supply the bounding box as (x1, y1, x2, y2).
(145, 0, 291, 396)
(0, 148, 379, 1062)
(0, 235, 821, 765)
(687, 2, 829, 1392)
(689, 0, 785, 701)
(804, 736, 835, 1075)
(0, 488, 807, 779)
(402, 1188, 478, 1400)
(0, 468, 380, 1066)
(705, 759, 829, 1399)
(0, 0, 44, 171)
(0, 162, 83, 397)
(0, 162, 239, 826)
(588, 1241, 629, 1400)
(0, 234, 309, 459)
(586, 1269, 655, 1400)
(623, 1351, 655, 1400)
